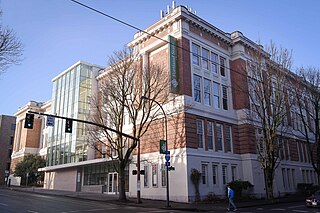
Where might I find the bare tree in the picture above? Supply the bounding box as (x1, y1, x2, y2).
(88, 48, 169, 201)
(246, 41, 293, 200)
(294, 66, 320, 185)
(0, 12, 23, 75)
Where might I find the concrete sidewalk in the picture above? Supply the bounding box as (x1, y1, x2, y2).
(3, 186, 305, 212)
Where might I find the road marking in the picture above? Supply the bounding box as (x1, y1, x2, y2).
(292, 210, 309, 213)
(0, 203, 8, 206)
(257, 208, 263, 210)
(27, 211, 38, 213)
(271, 209, 286, 211)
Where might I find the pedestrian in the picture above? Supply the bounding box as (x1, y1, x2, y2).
(227, 186, 237, 211)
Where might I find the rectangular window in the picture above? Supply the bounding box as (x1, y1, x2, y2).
(222, 165, 228, 185)
(161, 164, 167, 187)
(213, 82, 220, 109)
(152, 164, 158, 187)
(231, 165, 237, 181)
(225, 126, 232, 152)
(220, 57, 226, 77)
(196, 119, 204, 148)
(211, 52, 218, 74)
(212, 164, 218, 185)
(204, 79, 211, 106)
(292, 169, 296, 188)
(282, 168, 286, 188)
(216, 123, 223, 151)
(202, 48, 209, 70)
(207, 121, 214, 150)
(222, 85, 228, 110)
(144, 165, 149, 187)
(201, 164, 208, 185)
(192, 43, 200, 66)
(194, 75, 201, 103)
(287, 168, 291, 188)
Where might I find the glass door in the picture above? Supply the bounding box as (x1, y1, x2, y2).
(108, 173, 118, 194)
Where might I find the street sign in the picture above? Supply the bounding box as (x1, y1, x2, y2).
(165, 161, 170, 167)
(160, 140, 167, 154)
(46, 116, 55, 127)
(164, 150, 170, 155)
(165, 154, 170, 162)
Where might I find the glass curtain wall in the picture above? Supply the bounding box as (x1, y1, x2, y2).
(47, 63, 93, 166)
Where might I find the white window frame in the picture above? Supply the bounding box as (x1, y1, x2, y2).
(202, 48, 209, 70)
(211, 52, 218, 75)
(196, 119, 204, 148)
(192, 43, 200, 66)
(201, 163, 208, 185)
(193, 74, 202, 103)
(204, 79, 211, 106)
(213, 82, 220, 109)
(225, 126, 232, 152)
(216, 123, 224, 152)
(207, 121, 214, 150)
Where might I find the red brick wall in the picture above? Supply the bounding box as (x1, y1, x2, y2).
(230, 58, 250, 110)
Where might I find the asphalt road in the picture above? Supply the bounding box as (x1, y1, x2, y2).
(0, 189, 182, 213)
(0, 189, 319, 213)
(234, 201, 320, 213)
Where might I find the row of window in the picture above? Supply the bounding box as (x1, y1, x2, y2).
(256, 129, 311, 164)
(191, 43, 227, 77)
(201, 163, 237, 186)
(302, 169, 318, 185)
(143, 164, 167, 188)
(193, 74, 229, 110)
(196, 119, 233, 152)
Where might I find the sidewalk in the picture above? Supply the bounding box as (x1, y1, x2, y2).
(3, 186, 305, 212)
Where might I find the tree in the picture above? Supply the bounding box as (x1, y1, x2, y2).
(294, 66, 320, 186)
(245, 41, 293, 200)
(0, 11, 23, 75)
(14, 154, 46, 186)
(88, 48, 169, 201)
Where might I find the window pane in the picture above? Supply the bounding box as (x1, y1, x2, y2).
(152, 164, 158, 187)
(194, 75, 201, 103)
(220, 57, 226, 77)
(204, 79, 211, 106)
(207, 121, 214, 150)
(201, 164, 208, 185)
(213, 82, 220, 109)
(222, 85, 228, 110)
(211, 52, 218, 74)
(202, 48, 209, 70)
(222, 165, 227, 185)
(197, 120, 204, 148)
(226, 126, 232, 152)
(144, 165, 149, 187)
(216, 124, 223, 151)
(192, 43, 200, 66)
(212, 164, 218, 185)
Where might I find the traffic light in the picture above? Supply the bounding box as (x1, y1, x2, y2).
(24, 113, 34, 129)
(65, 119, 73, 133)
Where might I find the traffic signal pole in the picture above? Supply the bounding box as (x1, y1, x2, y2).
(28, 111, 138, 141)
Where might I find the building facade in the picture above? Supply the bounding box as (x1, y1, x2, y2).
(39, 3, 318, 203)
(0, 115, 16, 185)
(43, 61, 105, 192)
(10, 100, 51, 185)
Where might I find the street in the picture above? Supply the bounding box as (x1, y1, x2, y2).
(0, 189, 320, 213)
(0, 189, 183, 213)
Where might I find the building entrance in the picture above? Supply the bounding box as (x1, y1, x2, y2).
(107, 172, 118, 194)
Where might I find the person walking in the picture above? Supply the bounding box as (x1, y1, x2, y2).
(227, 186, 237, 211)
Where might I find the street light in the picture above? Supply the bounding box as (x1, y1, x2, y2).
(141, 96, 170, 208)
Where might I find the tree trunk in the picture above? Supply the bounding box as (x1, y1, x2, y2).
(264, 168, 274, 200)
(118, 163, 127, 202)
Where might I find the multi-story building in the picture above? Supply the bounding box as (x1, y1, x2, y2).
(0, 115, 16, 185)
(40, 3, 318, 202)
(43, 61, 104, 191)
(10, 100, 51, 185)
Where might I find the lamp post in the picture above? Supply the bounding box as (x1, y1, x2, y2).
(141, 96, 170, 208)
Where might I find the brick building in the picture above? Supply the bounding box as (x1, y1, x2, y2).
(40, 3, 317, 202)
(10, 100, 51, 185)
(0, 115, 16, 185)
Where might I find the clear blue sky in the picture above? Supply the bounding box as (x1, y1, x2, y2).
(1, 0, 319, 116)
